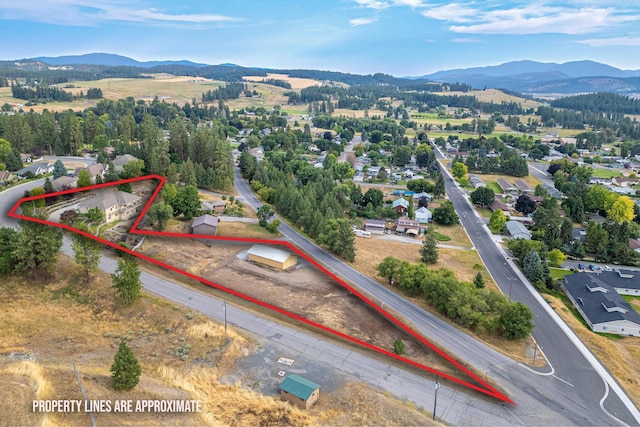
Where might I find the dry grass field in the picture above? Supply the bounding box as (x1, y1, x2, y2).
(0, 255, 444, 426)
(432, 89, 545, 109)
(243, 73, 324, 90)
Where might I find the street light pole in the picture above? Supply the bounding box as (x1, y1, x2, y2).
(433, 375, 440, 421)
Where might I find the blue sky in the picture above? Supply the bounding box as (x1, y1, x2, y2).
(1, 0, 639, 76)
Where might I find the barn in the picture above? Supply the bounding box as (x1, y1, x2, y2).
(247, 244, 297, 270)
(279, 374, 320, 409)
(191, 214, 219, 236)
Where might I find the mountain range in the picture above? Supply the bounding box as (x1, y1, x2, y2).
(12, 53, 640, 95)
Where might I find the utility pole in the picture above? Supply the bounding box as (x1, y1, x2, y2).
(433, 375, 440, 421)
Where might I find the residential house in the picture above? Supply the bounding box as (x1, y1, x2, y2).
(112, 154, 140, 173)
(415, 207, 432, 223)
(77, 190, 142, 223)
(629, 239, 640, 254)
(367, 166, 382, 177)
(613, 176, 639, 187)
(16, 162, 54, 177)
(191, 214, 219, 236)
(496, 178, 518, 194)
(611, 186, 636, 195)
(396, 216, 420, 236)
(0, 170, 16, 184)
(572, 228, 587, 243)
(353, 172, 364, 182)
(52, 176, 78, 191)
(200, 200, 226, 214)
(562, 271, 640, 336)
(545, 185, 563, 199)
(279, 374, 320, 410)
(489, 198, 511, 216)
(392, 198, 409, 214)
(75, 163, 108, 184)
(589, 177, 613, 186)
(403, 169, 414, 179)
(468, 175, 486, 188)
(514, 179, 534, 195)
(364, 219, 385, 234)
(412, 192, 432, 204)
(505, 220, 531, 240)
(559, 137, 577, 145)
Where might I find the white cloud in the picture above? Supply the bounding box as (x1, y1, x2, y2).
(350, 17, 378, 26)
(353, 0, 390, 9)
(421, 3, 478, 23)
(0, 0, 241, 26)
(451, 37, 480, 43)
(578, 36, 640, 47)
(393, 0, 425, 7)
(449, 7, 636, 35)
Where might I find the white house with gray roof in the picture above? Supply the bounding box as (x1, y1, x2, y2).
(505, 220, 531, 240)
(563, 271, 640, 336)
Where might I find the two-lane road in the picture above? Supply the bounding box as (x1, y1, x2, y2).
(234, 166, 636, 425)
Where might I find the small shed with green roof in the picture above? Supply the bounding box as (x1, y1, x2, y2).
(278, 374, 320, 409)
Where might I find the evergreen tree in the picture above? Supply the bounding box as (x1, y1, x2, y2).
(433, 172, 445, 198)
(407, 195, 415, 220)
(473, 272, 486, 289)
(43, 177, 54, 194)
(0, 227, 20, 274)
(111, 255, 142, 305)
(523, 251, 545, 286)
(110, 340, 141, 390)
(13, 218, 63, 278)
(317, 218, 356, 261)
(71, 223, 103, 281)
(5, 149, 23, 172)
(420, 226, 439, 264)
(52, 159, 68, 179)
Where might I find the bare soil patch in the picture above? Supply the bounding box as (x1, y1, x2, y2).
(137, 237, 483, 387)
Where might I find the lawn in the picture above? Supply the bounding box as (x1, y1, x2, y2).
(549, 267, 572, 280)
(485, 182, 502, 195)
(590, 168, 624, 179)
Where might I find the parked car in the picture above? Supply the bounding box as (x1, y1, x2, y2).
(603, 265, 613, 271)
(578, 263, 585, 270)
(589, 264, 596, 271)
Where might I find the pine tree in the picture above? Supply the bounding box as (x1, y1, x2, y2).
(473, 272, 485, 289)
(43, 177, 54, 193)
(420, 226, 439, 264)
(111, 255, 142, 305)
(52, 159, 67, 179)
(71, 223, 103, 281)
(433, 173, 445, 198)
(110, 341, 141, 390)
(407, 195, 415, 220)
(13, 218, 63, 278)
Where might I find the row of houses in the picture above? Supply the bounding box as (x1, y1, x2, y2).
(363, 213, 431, 236)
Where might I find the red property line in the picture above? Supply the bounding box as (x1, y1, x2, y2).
(9, 174, 513, 404)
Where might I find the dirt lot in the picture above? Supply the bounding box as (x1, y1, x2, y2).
(137, 237, 483, 388)
(0, 256, 441, 427)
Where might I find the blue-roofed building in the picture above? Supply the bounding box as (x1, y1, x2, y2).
(279, 374, 320, 409)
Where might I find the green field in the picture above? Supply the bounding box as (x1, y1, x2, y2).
(591, 168, 624, 179)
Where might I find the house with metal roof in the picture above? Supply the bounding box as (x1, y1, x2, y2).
(505, 220, 531, 240)
(563, 272, 640, 336)
(392, 198, 409, 214)
(279, 374, 320, 409)
(497, 178, 517, 194)
(468, 174, 486, 188)
(415, 207, 432, 223)
(514, 179, 534, 194)
(247, 244, 297, 270)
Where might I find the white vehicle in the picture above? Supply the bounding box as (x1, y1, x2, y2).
(353, 229, 371, 238)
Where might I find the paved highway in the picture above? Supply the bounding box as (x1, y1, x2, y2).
(233, 166, 637, 425)
(433, 147, 640, 426)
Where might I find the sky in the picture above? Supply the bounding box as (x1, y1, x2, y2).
(1, 0, 640, 76)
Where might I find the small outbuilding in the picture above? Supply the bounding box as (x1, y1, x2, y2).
(191, 214, 219, 236)
(247, 244, 297, 270)
(279, 374, 320, 410)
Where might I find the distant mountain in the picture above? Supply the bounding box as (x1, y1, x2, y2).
(417, 60, 640, 94)
(33, 53, 209, 68)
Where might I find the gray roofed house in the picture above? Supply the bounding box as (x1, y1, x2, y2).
(497, 178, 517, 194)
(545, 185, 563, 199)
(112, 154, 140, 173)
(16, 162, 54, 177)
(563, 272, 640, 336)
(52, 175, 78, 191)
(75, 163, 108, 183)
(514, 179, 534, 194)
(468, 175, 486, 188)
(505, 220, 531, 239)
(78, 190, 142, 223)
